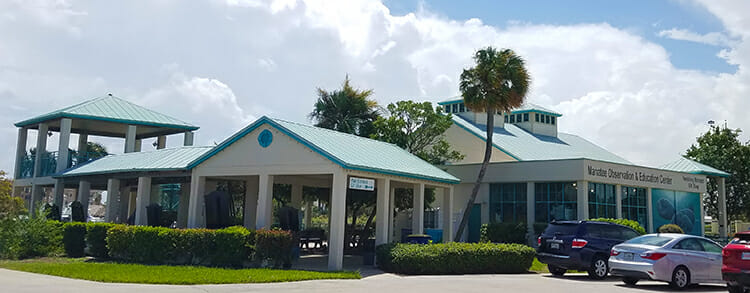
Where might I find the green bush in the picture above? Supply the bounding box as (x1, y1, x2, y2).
(86, 222, 118, 258)
(255, 229, 294, 268)
(44, 203, 61, 221)
(588, 218, 646, 235)
(658, 224, 684, 234)
(63, 222, 87, 257)
(0, 217, 63, 259)
(480, 222, 527, 244)
(376, 242, 535, 274)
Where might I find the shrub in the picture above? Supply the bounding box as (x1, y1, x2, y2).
(86, 222, 118, 258)
(44, 203, 61, 221)
(63, 222, 87, 257)
(480, 222, 527, 244)
(658, 224, 684, 234)
(0, 217, 63, 259)
(70, 201, 85, 222)
(588, 218, 646, 235)
(376, 242, 535, 275)
(255, 229, 294, 268)
(213, 226, 255, 267)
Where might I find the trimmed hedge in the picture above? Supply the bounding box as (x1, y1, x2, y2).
(86, 223, 118, 258)
(588, 218, 646, 235)
(107, 225, 255, 267)
(376, 242, 535, 274)
(480, 222, 527, 244)
(255, 229, 294, 268)
(62, 222, 87, 257)
(658, 224, 684, 234)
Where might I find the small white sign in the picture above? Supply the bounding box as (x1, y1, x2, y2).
(349, 177, 375, 191)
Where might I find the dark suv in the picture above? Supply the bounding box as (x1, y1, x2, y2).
(537, 221, 641, 279)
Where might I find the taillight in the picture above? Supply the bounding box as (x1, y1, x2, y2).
(640, 252, 667, 260)
(610, 249, 620, 256)
(572, 238, 588, 249)
(537, 237, 542, 246)
(722, 249, 730, 257)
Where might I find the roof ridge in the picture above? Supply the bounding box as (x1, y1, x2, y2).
(104, 95, 196, 126)
(269, 117, 400, 146)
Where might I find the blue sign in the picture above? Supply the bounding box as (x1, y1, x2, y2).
(258, 129, 273, 148)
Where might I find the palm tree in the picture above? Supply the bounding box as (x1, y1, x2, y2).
(309, 76, 379, 137)
(454, 47, 530, 241)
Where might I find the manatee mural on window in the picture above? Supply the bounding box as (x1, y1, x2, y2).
(652, 189, 702, 236)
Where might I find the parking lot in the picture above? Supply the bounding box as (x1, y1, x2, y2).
(0, 268, 727, 293)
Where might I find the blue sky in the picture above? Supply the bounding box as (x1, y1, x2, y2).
(384, 0, 736, 73)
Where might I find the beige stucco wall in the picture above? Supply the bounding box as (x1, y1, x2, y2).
(443, 124, 516, 164)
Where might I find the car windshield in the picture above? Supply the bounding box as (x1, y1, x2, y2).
(623, 235, 673, 247)
(730, 234, 750, 244)
(544, 223, 579, 235)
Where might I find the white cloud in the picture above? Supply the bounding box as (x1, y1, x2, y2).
(658, 28, 733, 46)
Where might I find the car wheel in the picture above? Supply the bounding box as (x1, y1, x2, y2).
(622, 277, 639, 286)
(548, 264, 566, 276)
(727, 284, 745, 293)
(670, 266, 691, 290)
(588, 256, 608, 280)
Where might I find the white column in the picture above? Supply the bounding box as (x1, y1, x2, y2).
(244, 177, 259, 229)
(119, 185, 131, 223)
(443, 186, 454, 243)
(53, 179, 65, 209)
(304, 201, 313, 229)
(135, 177, 151, 226)
(124, 125, 137, 153)
(718, 177, 727, 238)
(376, 178, 391, 246)
(646, 187, 654, 233)
(526, 182, 535, 245)
(33, 123, 49, 177)
(412, 182, 425, 235)
(177, 182, 190, 228)
(105, 179, 121, 223)
(184, 131, 194, 146)
(77, 132, 88, 154)
(389, 185, 396, 242)
(78, 180, 91, 221)
(187, 176, 206, 228)
(14, 128, 28, 179)
(291, 183, 303, 209)
(577, 180, 588, 220)
(615, 184, 623, 219)
(56, 118, 72, 173)
(156, 136, 167, 149)
(134, 139, 142, 152)
(29, 185, 44, 216)
(255, 174, 274, 229)
(328, 170, 347, 271)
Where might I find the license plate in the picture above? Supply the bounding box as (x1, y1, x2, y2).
(742, 252, 750, 260)
(624, 253, 634, 261)
(550, 243, 560, 249)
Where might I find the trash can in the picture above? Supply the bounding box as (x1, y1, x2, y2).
(362, 238, 376, 265)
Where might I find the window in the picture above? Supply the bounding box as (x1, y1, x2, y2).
(551, 116, 555, 125)
(424, 209, 438, 229)
(451, 104, 458, 113)
(516, 114, 522, 122)
(589, 183, 616, 218)
(444, 105, 450, 113)
(545, 115, 550, 124)
(535, 182, 577, 223)
(699, 239, 723, 254)
(510, 115, 515, 123)
(624, 235, 672, 247)
(621, 186, 648, 231)
(523, 113, 529, 122)
(674, 238, 704, 251)
(490, 183, 527, 223)
(504, 115, 509, 123)
(535, 113, 540, 122)
(459, 103, 465, 112)
(619, 227, 641, 241)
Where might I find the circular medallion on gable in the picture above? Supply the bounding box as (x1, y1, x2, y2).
(258, 129, 273, 148)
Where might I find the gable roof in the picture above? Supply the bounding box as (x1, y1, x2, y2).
(451, 115, 631, 164)
(189, 116, 460, 184)
(660, 157, 730, 177)
(15, 95, 199, 131)
(56, 146, 212, 178)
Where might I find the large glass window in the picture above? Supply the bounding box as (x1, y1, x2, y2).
(523, 113, 529, 122)
(535, 113, 540, 122)
(510, 115, 515, 123)
(535, 182, 577, 223)
(459, 103, 465, 112)
(504, 115, 509, 123)
(451, 104, 458, 113)
(622, 186, 648, 229)
(490, 183, 527, 223)
(588, 182, 616, 218)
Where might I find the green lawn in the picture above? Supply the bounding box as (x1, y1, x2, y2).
(0, 258, 360, 285)
(529, 258, 585, 274)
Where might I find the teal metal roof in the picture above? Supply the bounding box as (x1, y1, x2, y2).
(452, 115, 632, 164)
(56, 146, 212, 177)
(510, 103, 562, 117)
(190, 116, 460, 184)
(15, 95, 199, 130)
(660, 157, 730, 177)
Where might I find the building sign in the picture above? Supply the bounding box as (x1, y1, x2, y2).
(349, 177, 375, 191)
(583, 160, 706, 193)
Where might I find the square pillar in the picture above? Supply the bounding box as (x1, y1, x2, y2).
(442, 186, 454, 243)
(375, 178, 391, 246)
(244, 177, 259, 229)
(14, 127, 28, 179)
(77, 132, 88, 153)
(78, 180, 91, 221)
(526, 182, 535, 245)
(412, 183, 425, 235)
(177, 182, 190, 228)
(105, 179, 121, 223)
(389, 185, 396, 242)
(156, 136, 167, 149)
(187, 176, 206, 228)
(256, 174, 274, 229)
(118, 185, 132, 223)
(304, 201, 313, 229)
(328, 170, 348, 271)
(718, 177, 727, 239)
(33, 123, 49, 177)
(53, 179, 65, 209)
(646, 187, 654, 233)
(124, 125, 137, 153)
(134, 139, 142, 152)
(184, 131, 194, 146)
(615, 184, 623, 219)
(291, 183, 303, 209)
(576, 180, 588, 220)
(56, 118, 72, 173)
(29, 184, 44, 216)
(135, 177, 151, 226)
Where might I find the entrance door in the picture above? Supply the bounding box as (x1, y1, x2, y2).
(468, 204, 482, 243)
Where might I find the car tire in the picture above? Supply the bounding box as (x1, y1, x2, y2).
(588, 256, 608, 280)
(622, 277, 639, 286)
(548, 264, 566, 276)
(670, 266, 691, 290)
(727, 284, 745, 293)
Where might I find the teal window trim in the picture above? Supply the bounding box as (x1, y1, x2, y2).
(452, 104, 458, 113)
(588, 182, 617, 218)
(504, 115, 509, 123)
(510, 115, 515, 123)
(490, 183, 527, 223)
(459, 103, 465, 112)
(523, 113, 529, 122)
(551, 116, 556, 125)
(621, 185, 648, 229)
(535, 182, 577, 223)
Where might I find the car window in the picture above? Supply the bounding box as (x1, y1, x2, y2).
(731, 234, 750, 244)
(698, 239, 723, 253)
(625, 235, 673, 246)
(544, 223, 579, 235)
(674, 238, 704, 252)
(585, 225, 606, 238)
(618, 227, 640, 241)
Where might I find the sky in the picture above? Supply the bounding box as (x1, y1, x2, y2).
(1, 0, 749, 176)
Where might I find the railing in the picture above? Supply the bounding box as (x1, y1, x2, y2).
(18, 154, 35, 179)
(17, 151, 105, 178)
(37, 151, 58, 177)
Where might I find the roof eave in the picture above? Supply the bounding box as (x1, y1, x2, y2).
(15, 112, 199, 131)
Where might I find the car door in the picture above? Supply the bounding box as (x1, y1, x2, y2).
(672, 238, 709, 281)
(697, 238, 724, 282)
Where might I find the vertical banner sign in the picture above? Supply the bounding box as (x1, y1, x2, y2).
(349, 177, 375, 191)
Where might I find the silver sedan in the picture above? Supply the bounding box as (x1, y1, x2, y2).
(609, 233, 724, 290)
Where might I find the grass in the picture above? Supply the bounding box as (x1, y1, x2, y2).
(0, 258, 360, 285)
(529, 257, 585, 274)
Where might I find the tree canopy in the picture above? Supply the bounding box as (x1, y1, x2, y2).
(0, 171, 25, 220)
(309, 76, 379, 137)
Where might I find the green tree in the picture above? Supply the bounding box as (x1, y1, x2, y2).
(685, 125, 750, 220)
(371, 100, 464, 164)
(454, 47, 530, 241)
(0, 170, 26, 220)
(309, 76, 380, 137)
